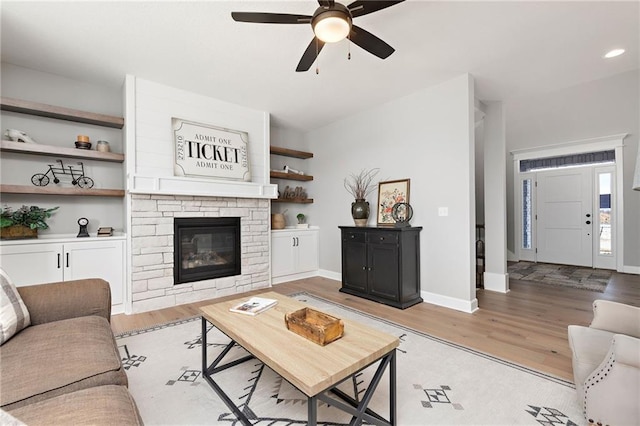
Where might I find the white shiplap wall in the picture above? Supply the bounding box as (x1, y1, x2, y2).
(125, 75, 276, 198)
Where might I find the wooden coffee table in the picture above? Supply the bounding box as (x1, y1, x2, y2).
(199, 291, 399, 426)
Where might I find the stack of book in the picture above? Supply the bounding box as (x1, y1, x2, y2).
(229, 297, 277, 316)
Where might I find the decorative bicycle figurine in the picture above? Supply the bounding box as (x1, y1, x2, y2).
(31, 159, 94, 189)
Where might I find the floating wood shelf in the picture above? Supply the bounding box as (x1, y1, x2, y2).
(270, 171, 313, 181)
(270, 146, 313, 159)
(1, 97, 124, 129)
(0, 184, 125, 197)
(1, 140, 124, 163)
(272, 198, 314, 204)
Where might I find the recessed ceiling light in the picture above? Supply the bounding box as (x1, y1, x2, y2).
(604, 49, 625, 59)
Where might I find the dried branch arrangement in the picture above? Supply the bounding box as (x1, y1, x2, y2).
(343, 168, 380, 200)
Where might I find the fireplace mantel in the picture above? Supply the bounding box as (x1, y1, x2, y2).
(130, 175, 278, 199)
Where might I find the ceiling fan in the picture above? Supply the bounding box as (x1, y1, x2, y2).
(231, 0, 404, 72)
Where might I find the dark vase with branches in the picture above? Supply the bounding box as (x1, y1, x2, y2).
(344, 168, 379, 227)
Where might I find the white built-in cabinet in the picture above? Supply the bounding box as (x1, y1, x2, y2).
(271, 227, 319, 284)
(0, 237, 125, 313)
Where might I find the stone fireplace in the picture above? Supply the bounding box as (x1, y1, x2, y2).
(130, 194, 270, 313)
(125, 76, 278, 314)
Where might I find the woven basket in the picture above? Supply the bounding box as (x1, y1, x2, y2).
(0, 225, 38, 240)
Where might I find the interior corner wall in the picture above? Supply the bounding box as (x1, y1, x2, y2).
(306, 74, 477, 312)
(505, 70, 640, 269)
(269, 126, 313, 224)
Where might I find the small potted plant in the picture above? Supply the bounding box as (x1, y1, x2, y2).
(296, 213, 308, 229)
(1, 205, 59, 240)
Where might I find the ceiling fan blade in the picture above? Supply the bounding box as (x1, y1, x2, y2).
(231, 12, 311, 24)
(347, 0, 404, 18)
(296, 37, 326, 72)
(318, 0, 335, 7)
(349, 25, 395, 59)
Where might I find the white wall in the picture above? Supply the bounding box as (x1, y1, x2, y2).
(306, 74, 478, 312)
(0, 63, 125, 235)
(505, 70, 640, 268)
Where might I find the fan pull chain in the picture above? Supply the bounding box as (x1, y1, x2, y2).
(348, 34, 351, 61)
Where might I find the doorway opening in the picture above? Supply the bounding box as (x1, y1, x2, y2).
(512, 134, 626, 272)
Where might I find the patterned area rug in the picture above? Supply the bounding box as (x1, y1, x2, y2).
(508, 262, 612, 292)
(116, 293, 584, 425)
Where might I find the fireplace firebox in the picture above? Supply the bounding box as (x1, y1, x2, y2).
(174, 217, 241, 284)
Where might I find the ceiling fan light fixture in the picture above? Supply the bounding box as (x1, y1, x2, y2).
(312, 9, 351, 43)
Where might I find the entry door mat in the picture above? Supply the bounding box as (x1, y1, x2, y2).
(508, 261, 612, 292)
(115, 292, 583, 425)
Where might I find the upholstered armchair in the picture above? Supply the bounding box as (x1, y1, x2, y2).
(568, 300, 640, 425)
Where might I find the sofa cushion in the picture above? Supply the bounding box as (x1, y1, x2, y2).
(7, 385, 143, 426)
(0, 268, 30, 345)
(0, 315, 127, 410)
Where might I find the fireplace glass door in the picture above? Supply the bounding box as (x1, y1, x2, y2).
(174, 217, 240, 284)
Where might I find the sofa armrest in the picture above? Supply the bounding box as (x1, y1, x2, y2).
(583, 334, 640, 425)
(17, 279, 111, 325)
(590, 300, 640, 338)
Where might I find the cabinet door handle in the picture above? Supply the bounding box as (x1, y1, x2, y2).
(362, 266, 366, 270)
(380, 237, 384, 241)
(57, 253, 61, 269)
(66, 253, 69, 268)
(350, 235, 355, 239)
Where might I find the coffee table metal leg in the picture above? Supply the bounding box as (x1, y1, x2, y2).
(201, 317, 207, 375)
(308, 395, 318, 426)
(390, 349, 396, 425)
(200, 317, 254, 426)
(316, 349, 396, 426)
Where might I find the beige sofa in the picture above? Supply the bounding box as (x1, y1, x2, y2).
(0, 278, 142, 425)
(568, 299, 640, 426)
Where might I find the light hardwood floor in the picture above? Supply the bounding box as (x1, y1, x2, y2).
(112, 271, 640, 382)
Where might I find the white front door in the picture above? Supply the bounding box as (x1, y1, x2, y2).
(536, 167, 593, 266)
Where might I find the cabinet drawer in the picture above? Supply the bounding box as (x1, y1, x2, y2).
(368, 231, 398, 244)
(343, 231, 366, 243)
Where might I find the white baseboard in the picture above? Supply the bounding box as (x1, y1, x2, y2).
(483, 272, 509, 293)
(272, 270, 319, 285)
(318, 269, 341, 281)
(622, 265, 640, 275)
(421, 291, 478, 313)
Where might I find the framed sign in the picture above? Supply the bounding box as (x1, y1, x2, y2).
(377, 179, 410, 225)
(172, 118, 250, 181)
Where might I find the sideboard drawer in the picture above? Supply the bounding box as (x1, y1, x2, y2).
(343, 231, 366, 243)
(368, 231, 398, 244)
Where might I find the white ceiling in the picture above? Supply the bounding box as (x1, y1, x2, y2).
(1, 1, 638, 131)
